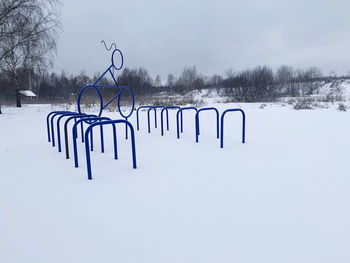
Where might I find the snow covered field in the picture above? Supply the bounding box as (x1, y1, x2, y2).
(1, 103, 349, 263)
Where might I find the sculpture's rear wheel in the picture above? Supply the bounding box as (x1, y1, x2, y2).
(77, 86, 103, 123)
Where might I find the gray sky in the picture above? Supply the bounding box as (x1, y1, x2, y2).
(54, 0, 350, 80)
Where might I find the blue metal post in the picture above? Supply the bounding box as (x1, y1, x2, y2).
(166, 109, 169, 130)
(112, 124, 118, 159)
(147, 108, 151, 133)
(100, 124, 104, 153)
(80, 121, 84, 142)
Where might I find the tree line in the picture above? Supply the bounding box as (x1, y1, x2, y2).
(2, 62, 350, 105)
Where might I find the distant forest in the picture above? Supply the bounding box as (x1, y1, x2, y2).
(1, 64, 350, 105)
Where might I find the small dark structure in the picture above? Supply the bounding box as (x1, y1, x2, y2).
(16, 89, 37, 107)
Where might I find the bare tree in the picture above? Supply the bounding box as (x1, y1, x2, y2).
(305, 67, 323, 80)
(0, 0, 61, 106)
(176, 66, 204, 92)
(276, 65, 294, 83)
(276, 65, 297, 96)
(225, 68, 235, 78)
(208, 74, 223, 87)
(154, 74, 161, 87)
(167, 73, 175, 88)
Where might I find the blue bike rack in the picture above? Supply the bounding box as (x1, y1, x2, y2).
(220, 109, 246, 148)
(195, 107, 219, 143)
(176, 107, 198, 139)
(72, 117, 117, 168)
(136, 106, 152, 130)
(47, 111, 75, 142)
(147, 106, 165, 133)
(49, 111, 79, 147)
(160, 106, 182, 136)
(56, 112, 85, 152)
(84, 119, 137, 180)
(64, 114, 97, 159)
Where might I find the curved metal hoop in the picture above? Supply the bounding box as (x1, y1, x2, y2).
(220, 109, 246, 148)
(195, 107, 220, 143)
(136, 106, 153, 130)
(72, 117, 117, 168)
(176, 107, 197, 139)
(147, 106, 165, 133)
(64, 114, 97, 159)
(84, 119, 137, 180)
(47, 111, 75, 142)
(160, 106, 181, 136)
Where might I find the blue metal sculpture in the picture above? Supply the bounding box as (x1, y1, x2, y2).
(220, 109, 246, 148)
(195, 107, 220, 143)
(176, 107, 198, 139)
(77, 41, 134, 119)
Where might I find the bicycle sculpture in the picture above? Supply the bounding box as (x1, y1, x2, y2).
(46, 41, 137, 180)
(77, 40, 134, 121)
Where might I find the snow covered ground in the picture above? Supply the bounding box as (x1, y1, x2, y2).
(1, 103, 350, 263)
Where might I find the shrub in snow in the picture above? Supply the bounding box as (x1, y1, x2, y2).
(337, 103, 347, 112)
(293, 98, 315, 110)
(287, 98, 295, 105)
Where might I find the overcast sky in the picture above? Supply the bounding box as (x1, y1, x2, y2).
(53, 0, 350, 80)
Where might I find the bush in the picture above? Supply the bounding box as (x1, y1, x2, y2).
(293, 98, 315, 110)
(338, 103, 347, 112)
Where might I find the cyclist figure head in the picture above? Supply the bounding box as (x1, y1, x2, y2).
(101, 40, 124, 71)
(111, 48, 124, 71)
